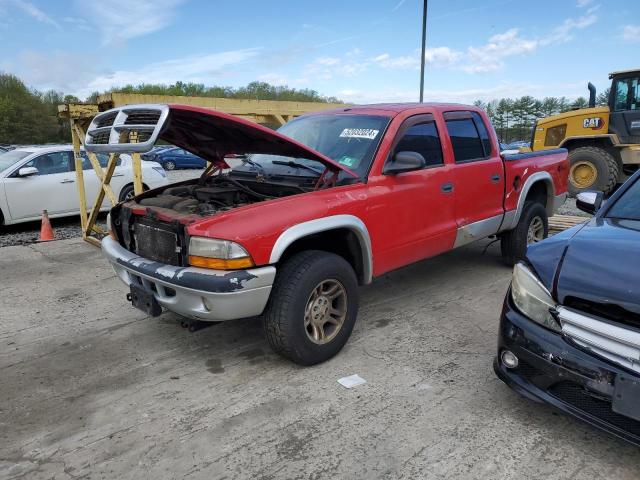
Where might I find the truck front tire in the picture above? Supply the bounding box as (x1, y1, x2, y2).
(501, 202, 548, 266)
(262, 250, 359, 365)
(568, 146, 619, 197)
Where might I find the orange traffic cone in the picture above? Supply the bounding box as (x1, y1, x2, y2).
(39, 210, 54, 242)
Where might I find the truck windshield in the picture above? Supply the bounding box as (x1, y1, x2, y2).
(241, 114, 390, 179)
(607, 176, 640, 221)
(0, 150, 31, 173)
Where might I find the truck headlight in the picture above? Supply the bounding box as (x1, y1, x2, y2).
(511, 263, 560, 332)
(188, 237, 254, 270)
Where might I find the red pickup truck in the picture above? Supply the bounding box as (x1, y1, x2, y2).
(86, 103, 568, 365)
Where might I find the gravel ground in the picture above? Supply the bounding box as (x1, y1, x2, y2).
(0, 169, 588, 248)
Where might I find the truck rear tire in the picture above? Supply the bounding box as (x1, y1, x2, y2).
(568, 146, 619, 197)
(501, 202, 548, 266)
(262, 250, 359, 366)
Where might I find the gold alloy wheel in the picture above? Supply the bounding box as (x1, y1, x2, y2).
(570, 160, 598, 189)
(304, 279, 347, 345)
(527, 216, 545, 244)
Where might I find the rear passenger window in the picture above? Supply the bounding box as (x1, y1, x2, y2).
(471, 112, 492, 156)
(444, 111, 491, 162)
(394, 121, 443, 167)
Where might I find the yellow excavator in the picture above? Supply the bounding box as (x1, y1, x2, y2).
(532, 68, 640, 196)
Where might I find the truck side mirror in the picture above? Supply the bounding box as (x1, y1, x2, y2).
(383, 151, 426, 175)
(576, 190, 604, 214)
(18, 166, 39, 177)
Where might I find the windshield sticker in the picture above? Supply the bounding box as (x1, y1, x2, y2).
(339, 128, 379, 140)
(338, 155, 357, 167)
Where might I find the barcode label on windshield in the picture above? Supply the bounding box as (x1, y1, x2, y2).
(339, 128, 379, 140)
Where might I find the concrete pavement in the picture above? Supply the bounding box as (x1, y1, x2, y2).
(1, 238, 638, 479)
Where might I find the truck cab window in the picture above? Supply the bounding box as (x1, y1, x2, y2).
(394, 121, 444, 167)
(444, 113, 485, 162)
(614, 77, 639, 111)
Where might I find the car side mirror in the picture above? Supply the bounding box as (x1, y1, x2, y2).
(576, 190, 604, 214)
(383, 151, 426, 175)
(18, 167, 39, 177)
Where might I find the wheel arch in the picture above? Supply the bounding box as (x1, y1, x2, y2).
(505, 172, 555, 230)
(119, 182, 150, 201)
(269, 215, 373, 285)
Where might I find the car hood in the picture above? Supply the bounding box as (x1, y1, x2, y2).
(526, 217, 640, 316)
(159, 105, 357, 177)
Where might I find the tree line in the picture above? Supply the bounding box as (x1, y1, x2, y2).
(474, 89, 610, 143)
(0, 71, 611, 146)
(0, 74, 342, 145)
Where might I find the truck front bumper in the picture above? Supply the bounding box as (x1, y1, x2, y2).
(102, 237, 276, 322)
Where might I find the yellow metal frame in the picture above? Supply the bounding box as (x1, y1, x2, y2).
(59, 95, 345, 247)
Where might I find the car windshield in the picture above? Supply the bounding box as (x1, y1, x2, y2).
(607, 176, 640, 221)
(238, 114, 390, 180)
(0, 150, 31, 172)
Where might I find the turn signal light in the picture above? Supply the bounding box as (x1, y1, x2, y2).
(188, 255, 254, 270)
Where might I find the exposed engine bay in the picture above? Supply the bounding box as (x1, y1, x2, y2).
(136, 173, 313, 216)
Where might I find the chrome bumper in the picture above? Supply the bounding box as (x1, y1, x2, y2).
(102, 237, 275, 322)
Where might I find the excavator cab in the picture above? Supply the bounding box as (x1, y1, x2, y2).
(532, 68, 640, 196)
(609, 70, 640, 145)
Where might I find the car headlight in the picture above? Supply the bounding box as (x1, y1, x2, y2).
(511, 262, 560, 331)
(188, 237, 254, 270)
(152, 166, 166, 177)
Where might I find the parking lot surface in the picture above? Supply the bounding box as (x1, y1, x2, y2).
(1, 238, 638, 479)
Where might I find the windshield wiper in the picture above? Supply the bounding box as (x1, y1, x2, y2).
(240, 156, 265, 172)
(271, 160, 323, 175)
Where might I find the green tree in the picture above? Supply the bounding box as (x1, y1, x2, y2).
(0, 73, 59, 144)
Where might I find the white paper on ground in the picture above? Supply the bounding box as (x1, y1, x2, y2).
(337, 374, 367, 389)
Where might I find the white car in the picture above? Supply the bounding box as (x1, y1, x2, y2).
(0, 145, 169, 225)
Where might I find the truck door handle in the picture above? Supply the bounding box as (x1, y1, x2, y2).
(60, 179, 75, 184)
(441, 182, 454, 193)
(490, 174, 501, 183)
(112, 173, 124, 177)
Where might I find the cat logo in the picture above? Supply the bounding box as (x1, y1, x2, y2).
(583, 117, 603, 129)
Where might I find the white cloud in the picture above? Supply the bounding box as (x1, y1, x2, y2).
(306, 55, 368, 79)
(0, 0, 59, 27)
(13, 50, 91, 90)
(6, 48, 259, 98)
(576, 0, 593, 7)
(75, 0, 185, 44)
(425, 47, 463, 68)
(464, 29, 537, 73)
(372, 53, 418, 69)
(621, 25, 640, 42)
(541, 9, 598, 44)
(77, 49, 261, 97)
(335, 82, 588, 105)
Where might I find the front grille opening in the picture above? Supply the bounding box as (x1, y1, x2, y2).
(565, 297, 640, 330)
(124, 110, 161, 125)
(90, 131, 110, 144)
(164, 287, 176, 297)
(96, 113, 116, 128)
(132, 220, 184, 266)
(549, 382, 640, 437)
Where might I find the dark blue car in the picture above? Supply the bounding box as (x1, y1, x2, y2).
(495, 170, 640, 445)
(144, 146, 206, 170)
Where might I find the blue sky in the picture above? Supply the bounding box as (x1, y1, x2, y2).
(0, 0, 637, 103)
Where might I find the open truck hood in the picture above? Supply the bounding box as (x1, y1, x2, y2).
(83, 104, 357, 177)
